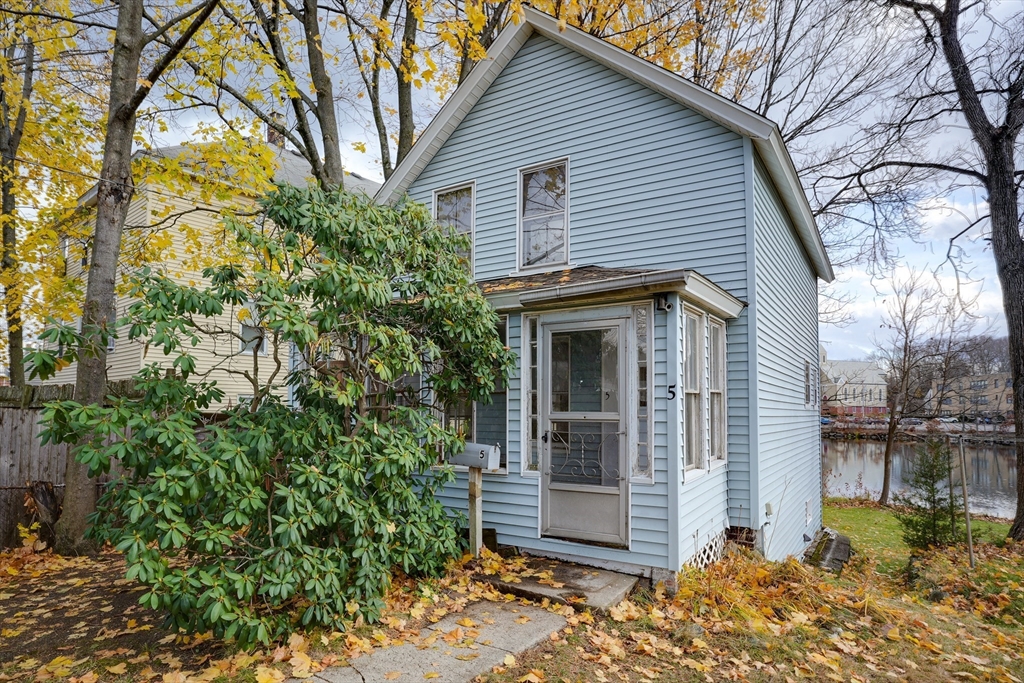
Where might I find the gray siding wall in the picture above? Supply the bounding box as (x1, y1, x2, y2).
(752, 156, 822, 561)
(405, 33, 753, 569)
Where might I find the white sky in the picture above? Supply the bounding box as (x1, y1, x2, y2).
(819, 191, 1006, 360)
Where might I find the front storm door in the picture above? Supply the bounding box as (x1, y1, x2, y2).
(541, 319, 628, 546)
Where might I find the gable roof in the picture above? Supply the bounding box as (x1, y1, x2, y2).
(375, 6, 833, 282)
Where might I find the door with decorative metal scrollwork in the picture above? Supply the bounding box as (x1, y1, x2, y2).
(540, 319, 628, 547)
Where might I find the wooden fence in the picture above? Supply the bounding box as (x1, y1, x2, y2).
(0, 381, 136, 549)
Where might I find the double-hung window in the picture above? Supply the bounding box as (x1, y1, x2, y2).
(709, 319, 726, 462)
(683, 310, 704, 470)
(435, 184, 474, 266)
(519, 160, 568, 269)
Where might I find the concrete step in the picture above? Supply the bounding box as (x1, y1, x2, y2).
(476, 556, 639, 612)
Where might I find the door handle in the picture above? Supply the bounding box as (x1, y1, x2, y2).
(541, 431, 549, 444)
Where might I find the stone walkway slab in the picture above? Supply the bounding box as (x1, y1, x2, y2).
(310, 600, 566, 683)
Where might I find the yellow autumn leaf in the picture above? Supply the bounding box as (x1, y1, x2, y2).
(504, 654, 516, 666)
(105, 663, 128, 675)
(456, 617, 477, 628)
(424, 673, 440, 680)
(384, 673, 402, 681)
(255, 666, 285, 683)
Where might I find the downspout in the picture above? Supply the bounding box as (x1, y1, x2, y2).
(666, 292, 682, 570)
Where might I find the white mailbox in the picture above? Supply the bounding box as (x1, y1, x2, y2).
(448, 443, 501, 471)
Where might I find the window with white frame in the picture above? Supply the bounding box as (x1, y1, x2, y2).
(683, 310, 704, 470)
(632, 305, 653, 480)
(239, 305, 267, 355)
(524, 316, 540, 473)
(709, 319, 726, 461)
(519, 161, 568, 269)
(435, 184, 473, 264)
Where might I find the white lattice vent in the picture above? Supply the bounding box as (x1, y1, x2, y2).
(687, 528, 727, 570)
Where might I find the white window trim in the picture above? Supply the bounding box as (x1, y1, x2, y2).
(239, 303, 268, 356)
(682, 306, 706, 472)
(514, 156, 571, 274)
(708, 316, 727, 469)
(629, 303, 655, 484)
(432, 180, 476, 275)
(521, 314, 541, 477)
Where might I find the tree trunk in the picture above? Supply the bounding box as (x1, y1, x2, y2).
(394, 0, 417, 169)
(878, 409, 900, 505)
(302, 0, 344, 191)
(987, 142, 1024, 540)
(1, 167, 24, 388)
(54, 0, 145, 555)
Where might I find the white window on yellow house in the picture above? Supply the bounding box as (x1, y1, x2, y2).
(238, 305, 266, 355)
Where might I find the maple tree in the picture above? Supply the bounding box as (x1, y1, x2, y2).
(16, 0, 224, 553)
(0, 0, 103, 388)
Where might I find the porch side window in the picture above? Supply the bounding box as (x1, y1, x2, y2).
(471, 317, 508, 471)
(683, 310, 704, 470)
(435, 184, 473, 265)
(709, 319, 726, 462)
(524, 316, 540, 472)
(632, 305, 653, 480)
(519, 161, 568, 269)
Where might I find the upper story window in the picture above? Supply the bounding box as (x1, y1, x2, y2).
(520, 160, 568, 270)
(435, 184, 474, 265)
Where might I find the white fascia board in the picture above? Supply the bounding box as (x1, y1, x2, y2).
(374, 20, 535, 204)
(678, 272, 746, 319)
(753, 132, 835, 283)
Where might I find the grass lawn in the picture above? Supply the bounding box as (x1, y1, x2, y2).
(823, 500, 1011, 579)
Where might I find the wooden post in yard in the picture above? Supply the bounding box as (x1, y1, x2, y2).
(468, 466, 483, 557)
(449, 442, 498, 558)
(958, 436, 975, 569)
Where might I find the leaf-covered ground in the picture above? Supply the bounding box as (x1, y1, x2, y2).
(2, 503, 1024, 683)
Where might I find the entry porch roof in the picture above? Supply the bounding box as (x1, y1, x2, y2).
(478, 266, 745, 320)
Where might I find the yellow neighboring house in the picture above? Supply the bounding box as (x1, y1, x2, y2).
(39, 142, 379, 410)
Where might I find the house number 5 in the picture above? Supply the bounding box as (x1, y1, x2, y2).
(667, 384, 677, 400)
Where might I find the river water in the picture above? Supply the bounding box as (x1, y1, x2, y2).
(821, 438, 1018, 519)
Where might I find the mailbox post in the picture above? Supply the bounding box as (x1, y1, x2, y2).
(448, 443, 501, 557)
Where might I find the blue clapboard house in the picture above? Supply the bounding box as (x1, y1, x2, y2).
(376, 6, 834, 580)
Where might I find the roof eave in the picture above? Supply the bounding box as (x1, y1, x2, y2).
(486, 268, 746, 318)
